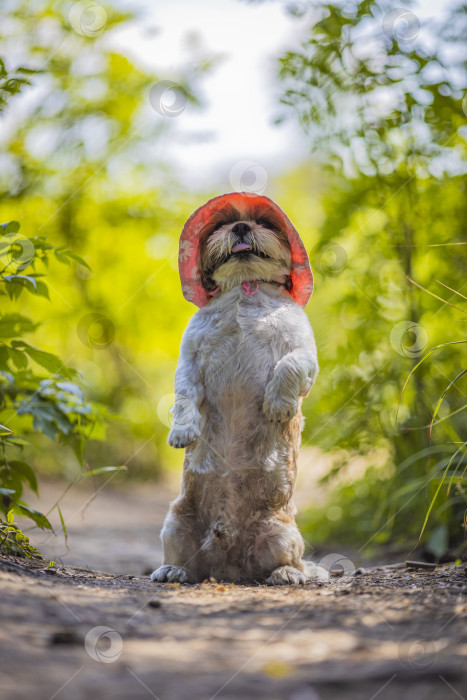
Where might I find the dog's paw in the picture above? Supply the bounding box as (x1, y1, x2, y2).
(168, 425, 200, 449)
(265, 565, 307, 586)
(263, 391, 298, 423)
(150, 564, 190, 583)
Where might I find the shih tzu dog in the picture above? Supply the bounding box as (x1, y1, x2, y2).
(151, 193, 328, 585)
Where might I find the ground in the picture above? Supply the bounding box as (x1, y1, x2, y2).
(0, 478, 466, 700)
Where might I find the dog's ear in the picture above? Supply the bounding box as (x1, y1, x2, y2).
(201, 272, 217, 292)
(198, 235, 214, 291)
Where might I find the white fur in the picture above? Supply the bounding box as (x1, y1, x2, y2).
(151, 244, 328, 585)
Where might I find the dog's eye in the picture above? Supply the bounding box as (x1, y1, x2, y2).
(257, 218, 279, 231)
(212, 220, 227, 232)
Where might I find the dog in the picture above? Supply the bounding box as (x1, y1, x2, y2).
(151, 193, 328, 585)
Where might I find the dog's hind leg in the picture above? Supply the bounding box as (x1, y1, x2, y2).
(150, 508, 203, 583)
(251, 517, 304, 583)
(251, 517, 330, 585)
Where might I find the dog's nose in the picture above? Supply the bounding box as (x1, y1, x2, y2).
(232, 222, 251, 238)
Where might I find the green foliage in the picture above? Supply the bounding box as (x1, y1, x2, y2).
(0, 57, 34, 112)
(400, 338, 467, 547)
(0, 509, 43, 560)
(279, 0, 467, 554)
(0, 219, 124, 556)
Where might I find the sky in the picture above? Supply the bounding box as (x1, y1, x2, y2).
(110, 0, 457, 190)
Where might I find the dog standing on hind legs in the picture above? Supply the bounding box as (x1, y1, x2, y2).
(151, 192, 329, 585)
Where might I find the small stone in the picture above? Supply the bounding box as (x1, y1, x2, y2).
(49, 629, 79, 645)
(147, 599, 162, 608)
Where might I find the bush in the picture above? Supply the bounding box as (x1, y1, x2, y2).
(0, 220, 123, 558)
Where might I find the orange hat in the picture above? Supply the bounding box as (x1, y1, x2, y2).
(178, 192, 314, 308)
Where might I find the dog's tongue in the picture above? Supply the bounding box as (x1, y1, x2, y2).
(232, 243, 251, 253)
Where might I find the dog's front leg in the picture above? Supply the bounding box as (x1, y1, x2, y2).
(263, 347, 318, 423)
(168, 330, 203, 449)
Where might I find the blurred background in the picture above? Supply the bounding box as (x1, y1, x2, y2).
(0, 0, 466, 572)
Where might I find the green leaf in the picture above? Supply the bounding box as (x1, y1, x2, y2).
(418, 442, 467, 544)
(0, 346, 9, 369)
(57, 505, 68, 548)
(0, 314, 38, 338)
(21, 345, 66, 374)
(72, 433, 85, 465)
(12, 503, 53, 530)
(60, 251, 92, 270)
(3, 274, 37, 290)
(16, 67, 39, 75)
(32, 416, 58, 441)
(396, 341, 467, 425)
(56, 381, 84, 399)
(0, 469, 23, 500)
(34, 280, 50, 299)
(9, 460, 38, 495)
(0, 221, 20, 234)
(54, 249, 70, 265)
(52, 410, 74, 436)
(9, 347, 28, 369)
(82, 466, 127, 477)
(5, 437, 29, 447)
(0, 423, 13, 436)
(0, 370, 13, 383)
(430, 370, 467, 439)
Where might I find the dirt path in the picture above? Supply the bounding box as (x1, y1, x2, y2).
(17, 479, 178, 575)
(1, 555, 466, 700)
(1, 477, 466, 700)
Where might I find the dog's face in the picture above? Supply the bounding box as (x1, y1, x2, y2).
(198, 203, 292, 293)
